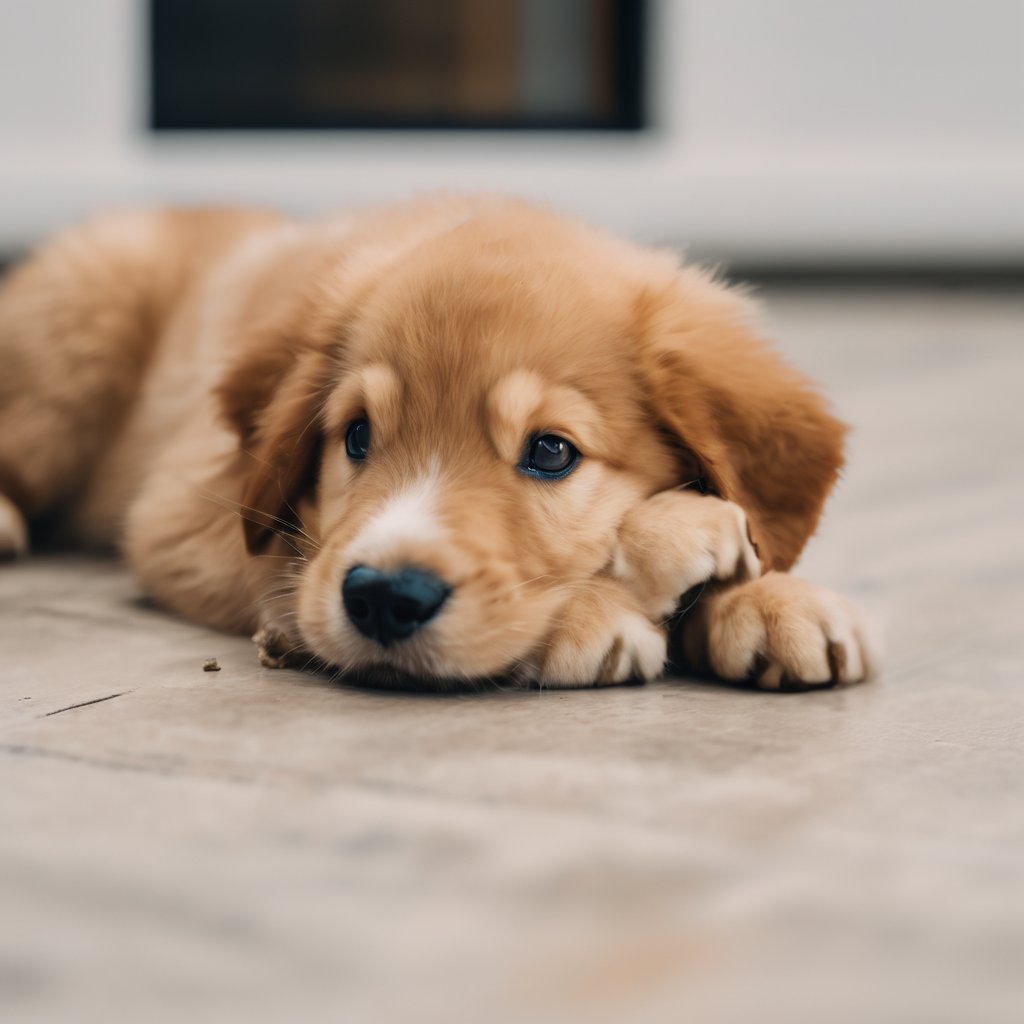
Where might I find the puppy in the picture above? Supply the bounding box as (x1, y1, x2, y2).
(0, 196, 877, 690)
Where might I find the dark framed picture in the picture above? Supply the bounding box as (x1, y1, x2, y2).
(150, 0, 645, 131)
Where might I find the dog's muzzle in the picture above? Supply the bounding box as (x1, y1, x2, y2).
(342, 565, 450, 646)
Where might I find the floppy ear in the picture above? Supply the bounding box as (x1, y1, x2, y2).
(637, 270, 847, 571)
(217, 343, 336, 555)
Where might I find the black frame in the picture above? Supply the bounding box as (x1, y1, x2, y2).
(150, 0, 646, 131)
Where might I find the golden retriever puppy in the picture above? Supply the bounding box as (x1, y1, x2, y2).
(0, 196, 877, 690)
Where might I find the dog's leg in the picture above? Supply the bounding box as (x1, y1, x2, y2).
(531, 577, 668, 687)
(611, 489, 761, 620)
(611, 491, 876, 688)
(0, 492, 28, 559)
(252, 592, 314, 670)
(0, 208, 284, 545)
(680, 573, 880, 689)
(0, 212, 174, 530)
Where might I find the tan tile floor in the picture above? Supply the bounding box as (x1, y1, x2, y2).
(2, 286, 1023, 1024)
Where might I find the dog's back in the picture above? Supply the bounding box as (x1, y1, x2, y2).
(0, 208, 282, 552)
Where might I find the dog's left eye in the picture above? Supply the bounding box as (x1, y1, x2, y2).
(521, 434, 580, 479)
(346, 419, 370, 461)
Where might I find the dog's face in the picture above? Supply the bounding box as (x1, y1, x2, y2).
(226, 202, 844, 686)
(300, 226, 684, 683)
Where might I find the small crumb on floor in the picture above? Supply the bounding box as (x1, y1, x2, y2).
(203, 658, 221, 672)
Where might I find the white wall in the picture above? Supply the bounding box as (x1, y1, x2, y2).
(0, 0, 1021, 262)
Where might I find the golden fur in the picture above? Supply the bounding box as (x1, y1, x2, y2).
(0, 196, 877, 689)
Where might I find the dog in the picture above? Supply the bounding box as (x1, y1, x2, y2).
(0, 196, 877, 690)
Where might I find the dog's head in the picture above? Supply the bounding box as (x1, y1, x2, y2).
(219, 199, 844, 687)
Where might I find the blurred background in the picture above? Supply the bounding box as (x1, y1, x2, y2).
(0, 0, 1021, 268)
(3, 5, 1024, 1024)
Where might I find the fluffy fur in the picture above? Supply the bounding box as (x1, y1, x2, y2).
(0, 196, 878, 690)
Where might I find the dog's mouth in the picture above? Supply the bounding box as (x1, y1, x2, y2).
(257, 624, 520, 691)
(326, 662, 524, 694)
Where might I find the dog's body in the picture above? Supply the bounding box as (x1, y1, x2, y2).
(0, 197, 876, 689)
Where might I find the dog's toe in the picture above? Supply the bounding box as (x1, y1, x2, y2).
(534, 580, 667, 688)
(702, 573, 878, 690)
(253, 626, 310, 670)
(539, 610, 666, 687)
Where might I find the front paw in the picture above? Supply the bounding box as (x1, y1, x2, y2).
(530, 578, 667, 688)
(683, 573, 880, 690)
(252, 625, 312, 670)
(613, 490, 761, 620)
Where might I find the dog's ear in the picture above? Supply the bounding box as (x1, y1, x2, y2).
(217, 342, 336, 555)
(637, 270, 847, 571)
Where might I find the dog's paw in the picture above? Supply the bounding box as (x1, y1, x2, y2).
(0, 493, 28, 560)
(252, 625, 312, 670)
(685, 573, 880, 690)
(531, 579, 667, 688)
(613, 489, 761, 620)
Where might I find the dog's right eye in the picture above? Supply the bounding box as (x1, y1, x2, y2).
(345, 419, 370, 461)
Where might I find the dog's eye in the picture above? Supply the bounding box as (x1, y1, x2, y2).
(345, 419, 370, 461)
(521, 434, 580, 479)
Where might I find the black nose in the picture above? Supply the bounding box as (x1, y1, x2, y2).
(342, 565, 451, 646)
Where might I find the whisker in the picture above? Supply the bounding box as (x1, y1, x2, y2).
(199, 488, 322, 552)
(506, 574, 556, 593)
(255, 586, 299, 601)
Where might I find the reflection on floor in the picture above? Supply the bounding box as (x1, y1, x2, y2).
(2, 286, 1023, 1024)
